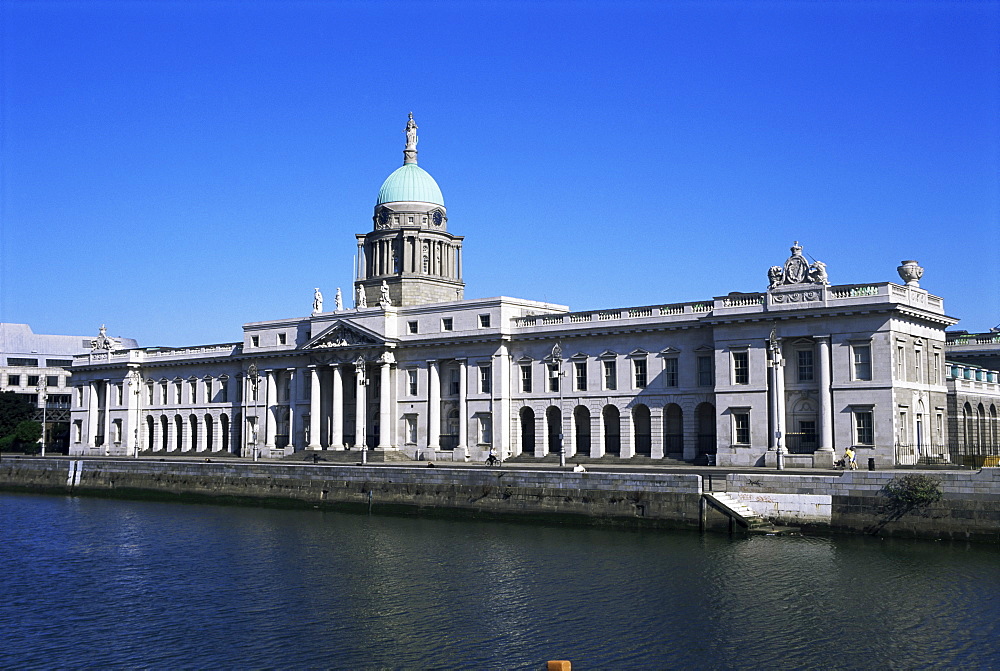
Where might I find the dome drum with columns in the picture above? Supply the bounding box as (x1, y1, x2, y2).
(355, 113, 464, 307)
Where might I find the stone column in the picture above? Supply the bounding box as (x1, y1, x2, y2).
(354, 364, 366, 449)
(595, 409, 606, 458)
(620, 411, 635, 459)
(378, 353, 393, 449)
(102, 381, 112, 454)
(264, 369, 277, 449)
(428, 360, 440, 450)
(774, 346, 787, 454)
(308, 366, 321, 450)
(496, 343, 511, 458)
(87, 381, 99, 447)
(286, 368, 297, 451)
(331, 365, 344, 449)
(457, 359, 468, 453)
(817, 336, 834, 452)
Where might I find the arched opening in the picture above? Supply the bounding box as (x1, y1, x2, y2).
(603, 405, 621, 456)
(145, 416, 155, 452)
(633, 404, 651, 456)
(664, 404, 683, 457)
(991, 405, 999, 454)
(964, 402, 974, 450)
(205, 414, 215, 452)
(189, 414, 199, 451)
(220, 414, 230, 453)
(696, 402, 716, 459)
(174, 415, 183, 451)
(574, 406, 591, 458)
(546, 406, 561, 455)
(160, 415, 169, 451)
(977, 404, 987, 451)
(519, 407, 535, 455)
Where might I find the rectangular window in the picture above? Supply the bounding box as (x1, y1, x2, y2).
(251, 335, 259, 347)
(278, 333, 287, 345)
(190, 381, 198, 404)
(161, 382, 168, 405)
(479, 415, 492, 444)
(46, 358, 74, 367)
(574, 361, 587, 391)
(115, 383, 123, 405)
(733, 411, 750, 444)
(407, 369, 418, 396)
(407, 321, 418, 334)
(480, 365, 492, 394)
(935, 411, 943, 446)
(698, 356, 714, 386)
(6, 375, 20, 387)
(914, 350, 922, 384)
(220, 381, 229, 403)
(175, 383, 182, 404)
(405, 416, 417, 444)
(896, 345, 905, 380)
(27, 375, 40, 387)
(933, 352, 941, 384)
(6, 357, 38, 367)
(449, 369, 459, 395)
(797, 350, 814, 382)
(853, 345, 872, 381)
(442, 317, 453, 332)
(46, 375, 59, 387)
(854, 409, 874, 445)
(633, 359, 647, 388)
(898, 410, 908, 445)
(732, 352, 749, 385)
(520, 365, 532, 393)
(603, 361, 617, 390)
(479, 314, 491, 328)
(206, 380, 214, 403)
(548, 363, 561, 392)
(664, 358, 678, 387)
(147, 384, 154, 405)
(112, 419, 122, 444)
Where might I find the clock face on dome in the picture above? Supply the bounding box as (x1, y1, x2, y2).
(432, 211, 443, 227)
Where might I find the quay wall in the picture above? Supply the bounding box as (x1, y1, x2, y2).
(1, 458, 997, 542)
(0, 458, 705, 530)
(729, 470, 1000, 542)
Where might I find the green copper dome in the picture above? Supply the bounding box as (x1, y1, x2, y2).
(376, 163, 444, 206)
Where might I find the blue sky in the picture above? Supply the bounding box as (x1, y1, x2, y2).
(2, 0, 997, 346)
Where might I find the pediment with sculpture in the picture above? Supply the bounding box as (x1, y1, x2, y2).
(305, 321, 384, 350)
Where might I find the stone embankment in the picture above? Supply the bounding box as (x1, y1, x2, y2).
(0, 458, 997, 543)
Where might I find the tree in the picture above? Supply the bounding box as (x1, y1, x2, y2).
(0, 391, 35, 438)
(13, 420, 42, 454)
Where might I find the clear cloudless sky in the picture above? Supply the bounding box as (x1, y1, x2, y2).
(1, 0, 998, 347)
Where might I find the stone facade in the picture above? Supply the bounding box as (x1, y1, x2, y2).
(65, 118, 986, 468)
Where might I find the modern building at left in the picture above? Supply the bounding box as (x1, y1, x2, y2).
(0, 323, 137, 451)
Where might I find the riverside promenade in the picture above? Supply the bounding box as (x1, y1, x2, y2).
(1, 452, 997, 543)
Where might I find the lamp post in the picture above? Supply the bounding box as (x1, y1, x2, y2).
(36, 380, 47, 457)
(551, 342, 566, 468)
(127, 369, 144, 458)
(354, 356, 368, 465)
(768, 326, 786, 471)
(248, 363, 260, 462)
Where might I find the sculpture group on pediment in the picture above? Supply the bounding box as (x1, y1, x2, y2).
(767, 242, 829, 290)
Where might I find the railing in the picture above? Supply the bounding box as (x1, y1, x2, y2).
(830, 285, 880, 298)
(512, 300, 710, 327)
(947, 333, 1000, 346)
(785, 433, 818, 454)
(894, 443, 920, 466)
(721, 294, 764, 307)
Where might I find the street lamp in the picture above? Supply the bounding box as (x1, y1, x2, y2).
(127, 369, 144, 458)
(551, 342, 566, 468)
(247, 363, 261, 462)
(354, 356, 368, 465)
(36, 380, 47, 457)
(768, 326, 786, 471)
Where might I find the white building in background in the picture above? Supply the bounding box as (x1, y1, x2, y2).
(68, 116, 994, 468)
(1, 323, 137, 451)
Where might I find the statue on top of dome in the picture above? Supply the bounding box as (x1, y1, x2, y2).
(404, 113, 418, 164)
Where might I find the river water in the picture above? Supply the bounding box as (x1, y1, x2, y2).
(1, 492, 997, 670)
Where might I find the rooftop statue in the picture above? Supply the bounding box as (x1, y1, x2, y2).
(334, 287, 343, 312)
(312, 288, 323, 315)
(768, 242, 829, 289)
(356, 285, 367, 309)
